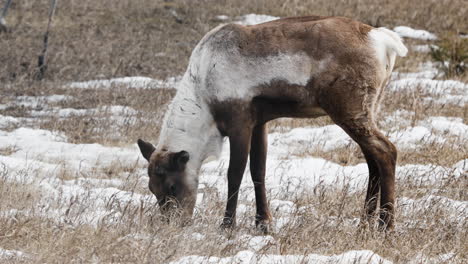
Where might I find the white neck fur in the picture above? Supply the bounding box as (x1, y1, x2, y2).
(157, 73, 224, 180)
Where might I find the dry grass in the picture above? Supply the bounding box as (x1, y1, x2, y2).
(0, 174, 466, 263)
(1, 0, 467, 83)
(0, 0, 467, 263)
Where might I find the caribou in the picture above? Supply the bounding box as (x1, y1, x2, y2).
(137, 16, 407, 232)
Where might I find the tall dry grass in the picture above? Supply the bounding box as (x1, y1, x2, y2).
(0, 0, 466, 83)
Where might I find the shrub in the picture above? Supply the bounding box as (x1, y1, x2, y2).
(430, 33, 468, 78)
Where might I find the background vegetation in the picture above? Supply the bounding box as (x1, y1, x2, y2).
(0, 0, 466, 263)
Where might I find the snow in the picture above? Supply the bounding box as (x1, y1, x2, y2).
(30, 105, 138, 118)
(0, 95, 73, 114)
(4, 98, 464, 223)
(191, 232, 206, 241)
(389, 78, 466, 94)
(1, 113, 464, 229)
(0, 125, 152, 227)
(201, 154, 368, 201)
(215, 15, 229, 21)
(397, 159, 466, 184)
(392, 62, 441, 80)
(422, 116, 468, 138)
(170, 250, 392, 264)
(259, 115, 467, 158)
(68, 76, 181, 89)
(200, 150, 466, 204)
(390, 126, 444, 147)
(0, 248, 28, 260)
(0, 114, 19, 128)
(235, 234, 276, 251)
(399, 195, 468, 223)
(13, 95, 72, 108)
(270, 199, 296, 214)
(411, 44, 432, 53)
(389, 76, 468, 106)
(268, 125, 350, 154)
(0, 128, 142, 180)
(453, 159, 467, 171)
(235, 14, 280, 26)
(393, 26, 437, 40)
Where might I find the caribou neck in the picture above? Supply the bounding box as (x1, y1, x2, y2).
(157, 77, 223, 175)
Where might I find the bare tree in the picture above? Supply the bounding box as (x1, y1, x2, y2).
(36, 0, 57, 80)
(0, 0, 13, 32)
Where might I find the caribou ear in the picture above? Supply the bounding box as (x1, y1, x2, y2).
(137, 139, 155, 161)
(173, 150, 190, 168)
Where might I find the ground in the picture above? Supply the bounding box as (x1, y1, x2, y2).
(0, 1, 467, 263)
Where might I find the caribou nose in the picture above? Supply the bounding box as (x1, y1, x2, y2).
(170, 184, 177, 196)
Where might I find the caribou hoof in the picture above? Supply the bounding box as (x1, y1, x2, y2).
(255, 219, 270, 234)
(220, 217, 236, 230)
(378, 212, 394, 232)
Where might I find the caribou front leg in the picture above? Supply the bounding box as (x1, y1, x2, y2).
(221, 126, 252, 229)
(250, 123, 272, 233)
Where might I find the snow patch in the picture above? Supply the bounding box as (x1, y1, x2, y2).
(30, 105, 138, 118)
(393, 26, 437, 40)
(392, 61, 441, 79)
(235, 234, 276, 251)
(389, 78, 467, 95)
(270, 199, 296, 214)
(453, 159, 467, 172)
(0, 127, 141, 173)
(397, 162, 466, 186)
(264, 115, 466, 157)
(191, 232, 206, 241)
(215, 15, 229, 21)
(389, 77, 467, 106)
(411, 44, 432, 53)
(0, 95, 74, 115)
(235, 14, 280, 26)
(268, 125, 350, 155)
(0, 115, 19, 128)
(399, 195, 468, 223)
(389, 126, 445, 147)
(201, 155, 370, 201)
(170, 250, 392, 264)
(421, 116, 468, 139)
(0, 248, 28, 260)
(68, 76, 181, 90)
(12, 95, 72, 108)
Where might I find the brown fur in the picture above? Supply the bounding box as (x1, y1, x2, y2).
(207, 17, 396, 231)
(213, 16, 373, 63)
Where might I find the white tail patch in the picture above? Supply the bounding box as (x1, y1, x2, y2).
(368, 27, 408, 75)
(369, 27, 408, 57)
(377, 27, 408, 57)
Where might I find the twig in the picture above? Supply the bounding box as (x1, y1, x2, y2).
(36, 0, 58, 80)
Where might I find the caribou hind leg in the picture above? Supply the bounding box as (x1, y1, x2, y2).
(349, 128, 397, 230)
(362, 149, 380, 222)
(318, 80, 397, 230)
(250, 123, 272, 233)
